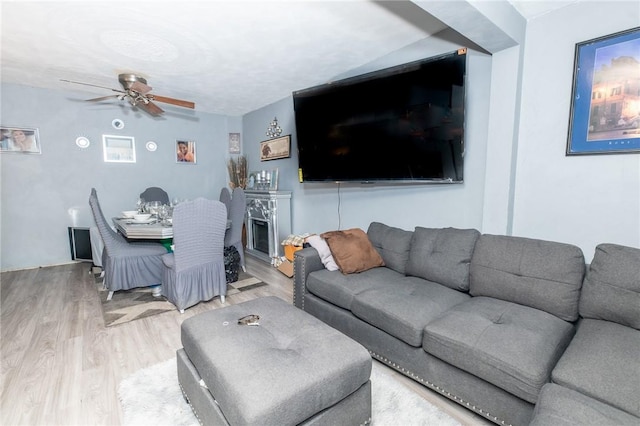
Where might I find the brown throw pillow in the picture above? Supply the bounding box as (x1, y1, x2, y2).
(321, 228, 385, 274)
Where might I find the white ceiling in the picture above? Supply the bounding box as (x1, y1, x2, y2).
(1, 1, 576, 117)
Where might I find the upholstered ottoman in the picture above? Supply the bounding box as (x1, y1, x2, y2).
(177, 296, 372, 425)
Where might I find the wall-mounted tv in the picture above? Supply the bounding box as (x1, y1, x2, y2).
(293, 49, 466, 184)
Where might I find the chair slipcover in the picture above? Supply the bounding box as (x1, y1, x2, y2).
(219, 187, 232, 218)
(162, 198, 227, 311)
(225, 188, 246, 270)
(140, 186, 170, 204)
(88, 188, 166, 296)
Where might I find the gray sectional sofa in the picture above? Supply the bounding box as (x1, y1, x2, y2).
(293, 222, 640, 426)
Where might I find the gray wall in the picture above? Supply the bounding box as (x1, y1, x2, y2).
(242, 1, 640, 263)
(2, 1, 639, 271)
(1, 84, 239, 270)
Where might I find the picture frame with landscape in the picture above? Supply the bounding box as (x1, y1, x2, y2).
(566, 27, 640, 155)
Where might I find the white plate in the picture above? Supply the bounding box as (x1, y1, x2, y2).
(130, 218, 156, 224)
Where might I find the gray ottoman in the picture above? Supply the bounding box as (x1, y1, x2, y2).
(177, 296, 372, 425)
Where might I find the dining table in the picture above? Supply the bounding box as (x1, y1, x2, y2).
(112, 217, 232, 240)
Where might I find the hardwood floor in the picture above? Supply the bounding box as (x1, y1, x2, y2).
(1, 255, 491, 425)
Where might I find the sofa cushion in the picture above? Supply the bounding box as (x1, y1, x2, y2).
(405, 227, 480, 291)
(579, 243, 640, 330)
(551, 319, 640, 417)
(306, 267, 403, 311)
(366, 222, 413, 275)
(423, 296, 575, 403)
(530, 383, 639, 426)
(351, 276, 470, 347)
(470, 234, 585, 321)
(321, 228, 385, 274)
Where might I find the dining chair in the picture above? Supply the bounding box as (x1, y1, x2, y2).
(225, 187, 247, 272)
(88, 188, 166, 301)
(161, 198, 227, 313)
(140, 186, 170, 205)
(219, 187, 232, 218)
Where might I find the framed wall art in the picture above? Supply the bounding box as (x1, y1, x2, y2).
(176, 140, 196, 163)
(103, 135, 136, 163)
(229, 133, 241, 154)
(1, 126, 41, 153)
(566, 27, 640, 155)
(260, 135, 291, 161)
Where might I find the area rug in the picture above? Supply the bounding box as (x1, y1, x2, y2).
(118, 358, 461, 426)
(96, 271, 267, 327)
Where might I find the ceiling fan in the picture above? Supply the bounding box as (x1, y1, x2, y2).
(61, 73, 195, 116)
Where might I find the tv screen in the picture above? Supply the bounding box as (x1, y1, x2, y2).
(293, 50, 466, 184)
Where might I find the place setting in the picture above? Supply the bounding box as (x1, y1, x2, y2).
(114, 200, 175, 239)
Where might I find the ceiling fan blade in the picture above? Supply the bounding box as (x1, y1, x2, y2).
(137, 100, 164, 116)
(130, 80, 152, 95)
(150, 95, 195, 109)
(61, 79, 126, 94)
(86, 95, 120, 102)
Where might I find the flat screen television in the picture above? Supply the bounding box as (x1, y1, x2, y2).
(293, 49, 466, 184)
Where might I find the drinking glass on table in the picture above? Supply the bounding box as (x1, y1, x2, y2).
(158, 204, 170, 225)
(136, 198, 145, 213)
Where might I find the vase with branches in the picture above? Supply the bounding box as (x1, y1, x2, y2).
(226, 155, 248, 189)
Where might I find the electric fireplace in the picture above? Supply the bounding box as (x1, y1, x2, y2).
(245, 190, 291, 264)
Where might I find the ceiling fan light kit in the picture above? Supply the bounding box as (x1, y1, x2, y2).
(61, 73, 195, 116)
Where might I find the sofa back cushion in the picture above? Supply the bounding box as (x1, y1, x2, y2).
(579, 243, 640, 329)
(470, 234, 585, 321)
(367, 222, 413, 274)
(406, 227, 480, 291)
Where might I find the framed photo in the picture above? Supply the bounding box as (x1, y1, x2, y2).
(176, 140, 196, 164)
(102, 135, 135, 163)
(260, 135, 291, 161)
(1, 126, 41, 154)
(229, 133, 241, 154)
(567, 27, 640, 155)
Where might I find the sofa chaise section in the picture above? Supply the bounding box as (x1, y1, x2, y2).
(530, 243, 640, 425)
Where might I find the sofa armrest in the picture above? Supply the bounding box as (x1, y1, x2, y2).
(293, 247, 324, 309)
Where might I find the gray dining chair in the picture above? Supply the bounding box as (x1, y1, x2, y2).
(225, 187, 247, 272)
(140, 186, 169, 204)
(88, 188, 166, 301)
(219, 187, 232, 218)
(161, 198, 227, 313)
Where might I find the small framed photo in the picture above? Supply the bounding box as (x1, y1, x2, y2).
(176, 140, 196, 163)
(260, 135, 291, 161)
(102, 135, 136, 163)
(1, 126, 41, 154)
(567, 27, 640, 155)
(229, 133, 241, 154)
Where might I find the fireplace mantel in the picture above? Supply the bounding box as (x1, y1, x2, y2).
(245, 190, 292, 264)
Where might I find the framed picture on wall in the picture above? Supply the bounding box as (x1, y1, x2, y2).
(0, 126, 41, 154)
(566, 27, 640, 155)
(176, 140, 196, 164)
(260, 135, 291, 161)
(102, 135, 136, 163)
(229, 133, 241, 154)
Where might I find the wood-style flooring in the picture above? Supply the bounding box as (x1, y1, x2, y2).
(1, 255, 491, 425)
